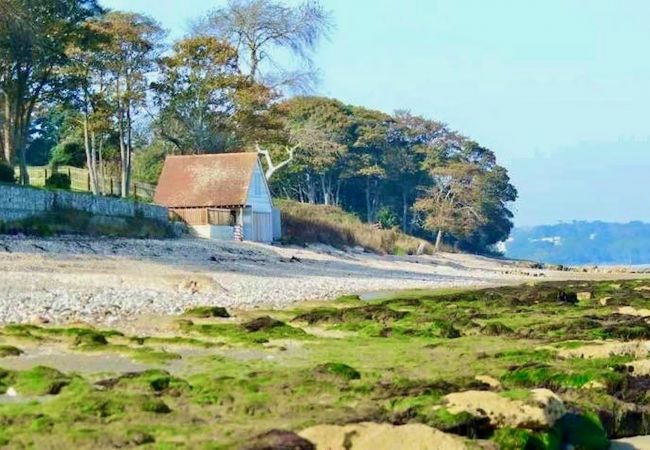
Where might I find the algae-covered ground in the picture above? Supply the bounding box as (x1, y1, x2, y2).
(1, 280, 650, 448)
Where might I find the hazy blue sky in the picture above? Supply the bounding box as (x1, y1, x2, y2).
(101, 0, 650, 226)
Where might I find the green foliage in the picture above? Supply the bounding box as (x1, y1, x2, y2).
(49, 138, 86, 168)
(132, 144, 167, 184)
(0, 162, 15, 183)
(45, 173, 71, 190)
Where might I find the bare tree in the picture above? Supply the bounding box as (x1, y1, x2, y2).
(256, 142, 297, 180)
(201, 0, 333, 91)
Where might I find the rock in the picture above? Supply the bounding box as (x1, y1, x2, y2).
(183, 306, 230, 318)
(619, 306, 650, 318)
(443, 389, 565, 430)
(627, 359, 650, 376)
(299, 422, 467, 450)
(242, 316, 285, 332)
(30, 315, 49, 325)
(558, 340, 650, 359)
(557, 290, 578, 304)
(243, 429, 315, 450)
(577, 292, 593, 301)
(600, 297, 611, 306)
(610, 436, 650, 450)
(474, 375, 501, 389)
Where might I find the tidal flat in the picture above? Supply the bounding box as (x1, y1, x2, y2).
(1, 280, 650, 448)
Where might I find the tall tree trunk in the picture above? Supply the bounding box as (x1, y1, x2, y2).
(320, 174, 331, 205)
(15, 111, 29, 185)
(90, 130, 99, 194)
(124, 98, 132, 197)
(305, 173, 316, 204)
(435, 229, 443, 251)
(2, 92, 11, 163)
(98, 137, 105, 194)
(365, 177, 372, 223)
(116, 79, 127, 197)
(401, 190, 408, 232)
(82, 104, 99, 195)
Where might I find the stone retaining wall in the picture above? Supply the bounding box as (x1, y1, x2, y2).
(0, 184, 168, 223)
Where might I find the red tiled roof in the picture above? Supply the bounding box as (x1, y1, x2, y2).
(154, 152, 259, 208)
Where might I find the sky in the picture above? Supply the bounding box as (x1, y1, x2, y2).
(101, 0, 650, 226)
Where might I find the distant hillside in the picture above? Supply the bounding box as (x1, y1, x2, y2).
(504, 221, 650, 265)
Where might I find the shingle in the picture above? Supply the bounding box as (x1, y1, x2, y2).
(154, 152, 259, 208)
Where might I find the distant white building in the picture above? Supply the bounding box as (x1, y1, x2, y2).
(154, 152, 280, 243)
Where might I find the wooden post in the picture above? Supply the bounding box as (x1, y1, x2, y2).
(133, 183, 137, 199)
(87, 173, 91, 192)
(44, 168, 48, 183)
(110, 178, 113, 196)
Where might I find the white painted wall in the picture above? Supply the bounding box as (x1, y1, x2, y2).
(246, 162, 273, 213)
(190, 225, 235, 240)
(244, 161, 274, 243)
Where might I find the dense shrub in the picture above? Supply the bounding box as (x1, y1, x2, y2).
(45, 173, 71, 190)
(49, 138, 86, 168)
(0, 162, 15, 183)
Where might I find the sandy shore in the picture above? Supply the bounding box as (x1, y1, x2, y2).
(0, 235, 645, 327)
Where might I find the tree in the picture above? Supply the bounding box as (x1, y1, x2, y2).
(0, 0, 101, 183)
(270, 96, 351, 203)
(64, 20, 114, 194)
(414, 140, 517, 252)
(90, 12, 164, 197)
(152, 36, 270, 154)
(202, 0, 333, 91)
(414, 161, 487, 251)
(385, 112, 446, 232)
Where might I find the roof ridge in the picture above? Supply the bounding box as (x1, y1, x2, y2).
(165, 152, 257, 159)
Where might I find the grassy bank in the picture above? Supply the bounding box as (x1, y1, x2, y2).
(0, 280, 649, 447)
(0, 209, 175, 239)
(277, 199, 434, 255)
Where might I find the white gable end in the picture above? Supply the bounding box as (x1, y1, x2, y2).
(245, 162, 273, 213)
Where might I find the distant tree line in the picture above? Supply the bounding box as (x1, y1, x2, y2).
(0, 0, 516, 252)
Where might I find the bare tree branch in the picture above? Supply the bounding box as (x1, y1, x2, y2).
(256, 142, 297, 180)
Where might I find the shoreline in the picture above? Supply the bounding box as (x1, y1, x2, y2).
(0, 235, 648, 328)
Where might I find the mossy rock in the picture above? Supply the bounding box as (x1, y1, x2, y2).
(73, 330, 108, 347)
(243, 430, 315, 450)
(126, 430, 155, 445)
(242, 316, 286, 332)
(13, 366, 70, 396)
(96, 369, 189, 395)
(314, 363, 361, 381)
(184, 306, 230, 318)
(293, 304, 408, 325)
(481, 321, 514, 336)
(141, 398, 172, 414)
(554, 413, 608, 450)
(0, 345, 22, 357)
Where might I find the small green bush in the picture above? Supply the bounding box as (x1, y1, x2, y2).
(0, 162, 15, 183)
(45, 173, 71, 190)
